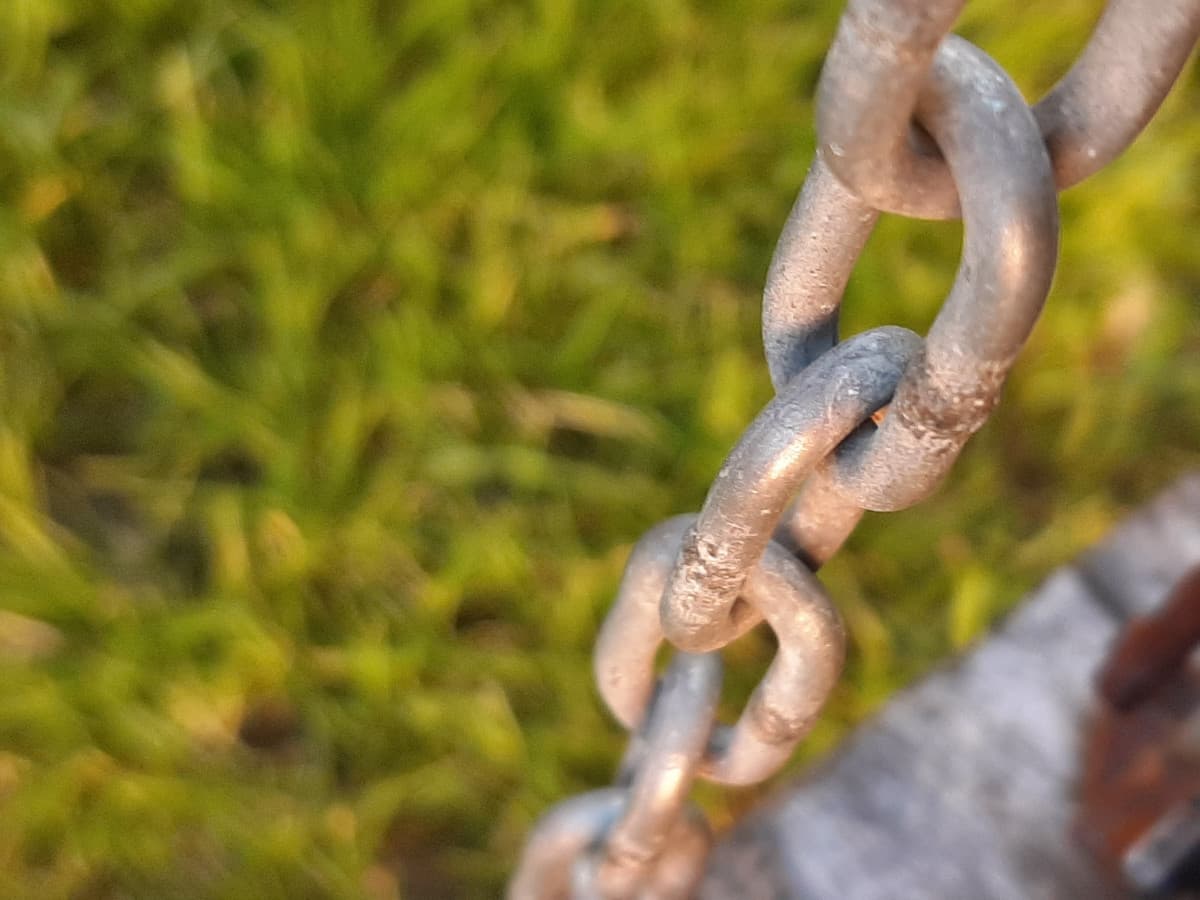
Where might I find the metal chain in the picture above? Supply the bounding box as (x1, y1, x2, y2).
(511, 3, 1200, 896)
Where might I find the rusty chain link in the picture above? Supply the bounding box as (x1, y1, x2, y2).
(511, 3, 1200, 896)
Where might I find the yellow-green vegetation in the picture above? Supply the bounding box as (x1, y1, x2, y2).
(0, 0, 1196, 896)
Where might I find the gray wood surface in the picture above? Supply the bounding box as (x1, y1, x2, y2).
(704, 473, 1200, 899)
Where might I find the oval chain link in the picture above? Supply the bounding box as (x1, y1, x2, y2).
(512, 2, 1198, 894)
(817, 0, 1200, 220)
(508, 654, 718, 899)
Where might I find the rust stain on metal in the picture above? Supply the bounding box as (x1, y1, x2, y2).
(1077, 564, 1200, 894)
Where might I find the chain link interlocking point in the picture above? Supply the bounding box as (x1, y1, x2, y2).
(511, 3, 1200, 896)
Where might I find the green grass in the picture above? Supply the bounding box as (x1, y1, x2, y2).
(0, 0, 1196, 896)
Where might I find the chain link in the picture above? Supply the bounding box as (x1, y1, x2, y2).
(818, 0, 1200, 219)
(512, 3, 1199, 895)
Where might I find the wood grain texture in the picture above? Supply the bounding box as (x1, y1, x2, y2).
(704, 474, 1200, 898)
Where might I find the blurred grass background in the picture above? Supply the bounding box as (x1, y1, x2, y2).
(0, 0, 1195, 896)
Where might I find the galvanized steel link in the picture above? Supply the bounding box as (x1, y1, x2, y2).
(657, 327, 920, 654)
(508, 654, 719, 899)
(761, 36, 1061, 519)
(595, 515, 846, 786)
(508, 790, 712, 900)
(760, 155, 879, 391)
(574, 653, 718, 897)
(816, 36, 1059, 513)
(817, 0, 1200, 219)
